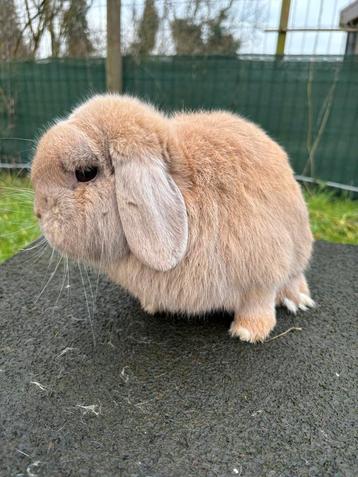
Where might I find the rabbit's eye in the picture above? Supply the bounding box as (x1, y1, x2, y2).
(75, 166, 98, 183)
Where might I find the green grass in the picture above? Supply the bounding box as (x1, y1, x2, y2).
(0, 173, 40, 263)
(304, 189, 358, 245)
(0, 172, 357, 264)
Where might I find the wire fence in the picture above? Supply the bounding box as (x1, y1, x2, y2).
(0, 1, 357, 190)
(1, 55, 357, 188)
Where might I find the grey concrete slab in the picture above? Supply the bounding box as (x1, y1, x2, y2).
(0, 241, 357, 477)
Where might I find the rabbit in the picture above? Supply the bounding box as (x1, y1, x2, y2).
(31, 94, 315, 343)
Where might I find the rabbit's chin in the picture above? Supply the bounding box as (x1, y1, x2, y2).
(41, 217, 128, 269)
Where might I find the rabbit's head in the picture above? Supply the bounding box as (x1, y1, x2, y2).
(31, 95, 188, 271)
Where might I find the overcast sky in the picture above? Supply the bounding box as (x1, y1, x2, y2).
(23, 0, 352, 57)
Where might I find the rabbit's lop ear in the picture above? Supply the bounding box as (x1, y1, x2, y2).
(114, 157, 188, 271)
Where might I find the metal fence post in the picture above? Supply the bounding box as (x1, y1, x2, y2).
(106, 0, 122, 92)
(276, 0, 291, 55)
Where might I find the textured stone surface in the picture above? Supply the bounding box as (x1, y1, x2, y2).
(0, 241, 357, 476)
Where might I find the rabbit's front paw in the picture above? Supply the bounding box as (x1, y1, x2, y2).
(229, 312, 276, 343)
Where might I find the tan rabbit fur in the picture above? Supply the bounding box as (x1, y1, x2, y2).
(32, 94, 314, 343)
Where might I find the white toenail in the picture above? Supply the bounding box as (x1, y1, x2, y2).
(299, 293, 315, 308)
(283, 298, 298, 314)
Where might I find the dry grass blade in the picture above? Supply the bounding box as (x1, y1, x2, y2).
(266, 327, 303, 342)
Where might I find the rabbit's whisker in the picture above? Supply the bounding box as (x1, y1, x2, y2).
(0, 198, 34, 204)
(31, 245, 49, 265)
(93, 240, 104, 314)
(22, 238, 47, 252)
(51, 258, 68, 318)
(1, 219, 37, 226)
(21, 241, 48, 265)
(0, 137, 35, 143)
(78, 263, 96, 347)
(65, 257, 71, 300)
(35, 255, 63, 304)
(47, 247, 56, 270)
(17, 244, 48, 269)
(0, 186, 33, 194)
(84, 264, 96, 316)
(0, 224, 37, 237)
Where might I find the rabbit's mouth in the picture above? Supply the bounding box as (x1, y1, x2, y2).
(40, 214, 79, 260)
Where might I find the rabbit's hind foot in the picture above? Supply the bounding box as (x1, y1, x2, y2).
(276, 273, 315, 315)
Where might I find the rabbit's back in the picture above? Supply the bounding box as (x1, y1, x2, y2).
(171, 110, 312, 286)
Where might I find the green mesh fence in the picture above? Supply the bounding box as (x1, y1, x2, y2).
(0, 55, 357, 187)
